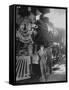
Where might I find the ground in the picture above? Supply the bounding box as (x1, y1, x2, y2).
(16, 55, 66, 84)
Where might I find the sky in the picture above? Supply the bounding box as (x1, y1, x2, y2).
(44, 9, 66, 30)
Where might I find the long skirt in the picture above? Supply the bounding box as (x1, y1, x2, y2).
(40, 56, 47, 82)
(32, 64, 41, 79)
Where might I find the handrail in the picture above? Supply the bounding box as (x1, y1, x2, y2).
(16, 55, 31, 81)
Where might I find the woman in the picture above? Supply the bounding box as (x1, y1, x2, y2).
(38, 46, 47, 82)
(32, 51, 41, 79)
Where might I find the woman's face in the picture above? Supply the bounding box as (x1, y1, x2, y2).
(40, 46, 44, 51)
(39, 46, 44, 56)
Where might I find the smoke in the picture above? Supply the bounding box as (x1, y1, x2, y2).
(16, 6, 66, 46)
(43, 8, 66, 46)
(44, 9, 66, 30)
